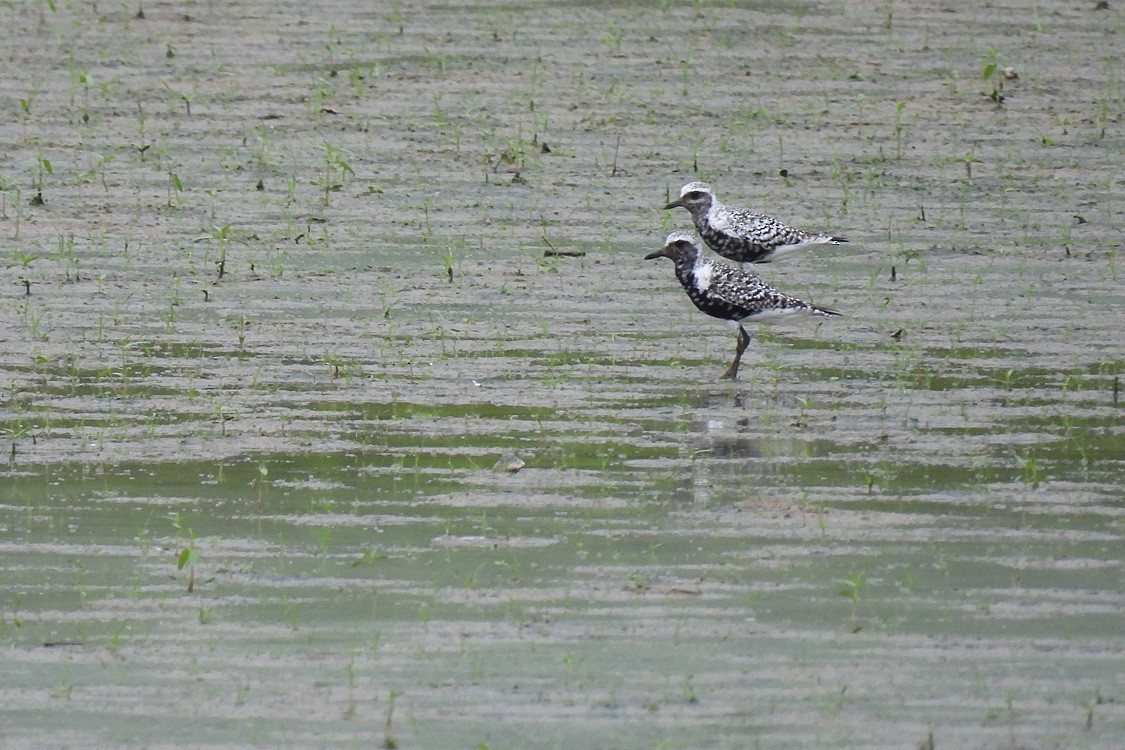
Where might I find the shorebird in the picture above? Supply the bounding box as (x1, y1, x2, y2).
(664, 181, 847, 265)
(645, 231, 839, 380)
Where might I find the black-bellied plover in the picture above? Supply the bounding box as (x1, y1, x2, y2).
(645, 231, 839, 380)
(664, 181, 847, 265)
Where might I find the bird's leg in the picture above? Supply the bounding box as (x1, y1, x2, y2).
(722, 325, 752, 380)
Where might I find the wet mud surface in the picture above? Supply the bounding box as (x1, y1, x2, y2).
(1, 1, 1123, 748)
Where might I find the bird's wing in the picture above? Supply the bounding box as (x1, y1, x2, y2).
(706, 265, 788, 311)
(727, 207, 809, 246)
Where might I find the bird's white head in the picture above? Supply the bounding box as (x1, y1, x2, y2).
(665, 182, 715, 211)
(645, 230, 702, 262)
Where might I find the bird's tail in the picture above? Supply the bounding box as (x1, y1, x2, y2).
(810, 303, 841, 317)
(808, 234, 848, 245)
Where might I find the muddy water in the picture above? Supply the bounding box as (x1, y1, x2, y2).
(2, 1, 1122, 748)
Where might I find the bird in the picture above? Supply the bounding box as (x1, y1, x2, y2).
(664, 181, 847, 265)
(645, 231, 839, 380)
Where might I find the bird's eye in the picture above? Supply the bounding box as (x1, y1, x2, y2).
(687, 191, 703, 199)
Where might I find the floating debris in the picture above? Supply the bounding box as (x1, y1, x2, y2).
(493, 453, 525, 473)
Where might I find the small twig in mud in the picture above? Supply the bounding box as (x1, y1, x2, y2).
(543, 237, 585, 258)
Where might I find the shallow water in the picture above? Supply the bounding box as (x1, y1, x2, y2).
(2, 1, 1123, 748)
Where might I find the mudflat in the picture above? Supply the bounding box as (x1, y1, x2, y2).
(1, 2, 1121, 748)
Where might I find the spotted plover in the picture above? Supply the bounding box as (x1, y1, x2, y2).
(646, 231, 839, 380)
(665, 182, 847, 265)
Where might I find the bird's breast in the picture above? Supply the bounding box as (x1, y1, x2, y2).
(692, 261, 714, 293)
(707, 205, 730, 231)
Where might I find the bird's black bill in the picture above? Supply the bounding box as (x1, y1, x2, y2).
(663, 200, 683, 210)
(644, 248, 670, 260)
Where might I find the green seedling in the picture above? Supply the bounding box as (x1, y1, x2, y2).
(1082, 694, 1099, 730)
(30, 152, 52, 205)
(5, 184, 23, 238)
(18, 93, 34, 141)
(957, 150, 982, 180)
(320, 141, 354, 206)
(892, 101, 906, 159)
(680, 674, 699, 704)
(602, 22, 624, 52)
(980, 48, 1005, 105)
(163, 82, 195, 115)
(1092, 64, 1119, 142)
(386, 1, 405, 31)
(170, 513, 199, 592)
(862, 466, 880, 493)
(236, 315, 249, 351)
(135, 103, 150, 161)
(315, 528, 332, 555)
(379, 281, 395, 319)
(1016, 452, 1042, 487)
(628, 572, 652, 591)
(73, 68, 93, 123)
(213, 402, 233, 435)
(351, 547, 388, 568)
(831, 156, 853, 215)
(421, 196, 433, 239)
(837, 571, 867, 632)
(442, 247, 455, 282)
(94, 75, 118, 104)
(347, 65, 367, 97)
(55, 233, 79, 282)
(323, 351, 351, 379)
(167, 171, 183, 208)
(323, 24, 340, 69)
(199, 223, 247, 280)
(253, 124, 275, 170)
(2, 419, 31, 462)
(12, 247, 38, 270)
(897, 245, 926, 271)
(383, 690, 399, 749)
(165, 276, 183, 326)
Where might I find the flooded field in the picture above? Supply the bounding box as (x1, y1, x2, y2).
(1, 1, 1122, 747)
